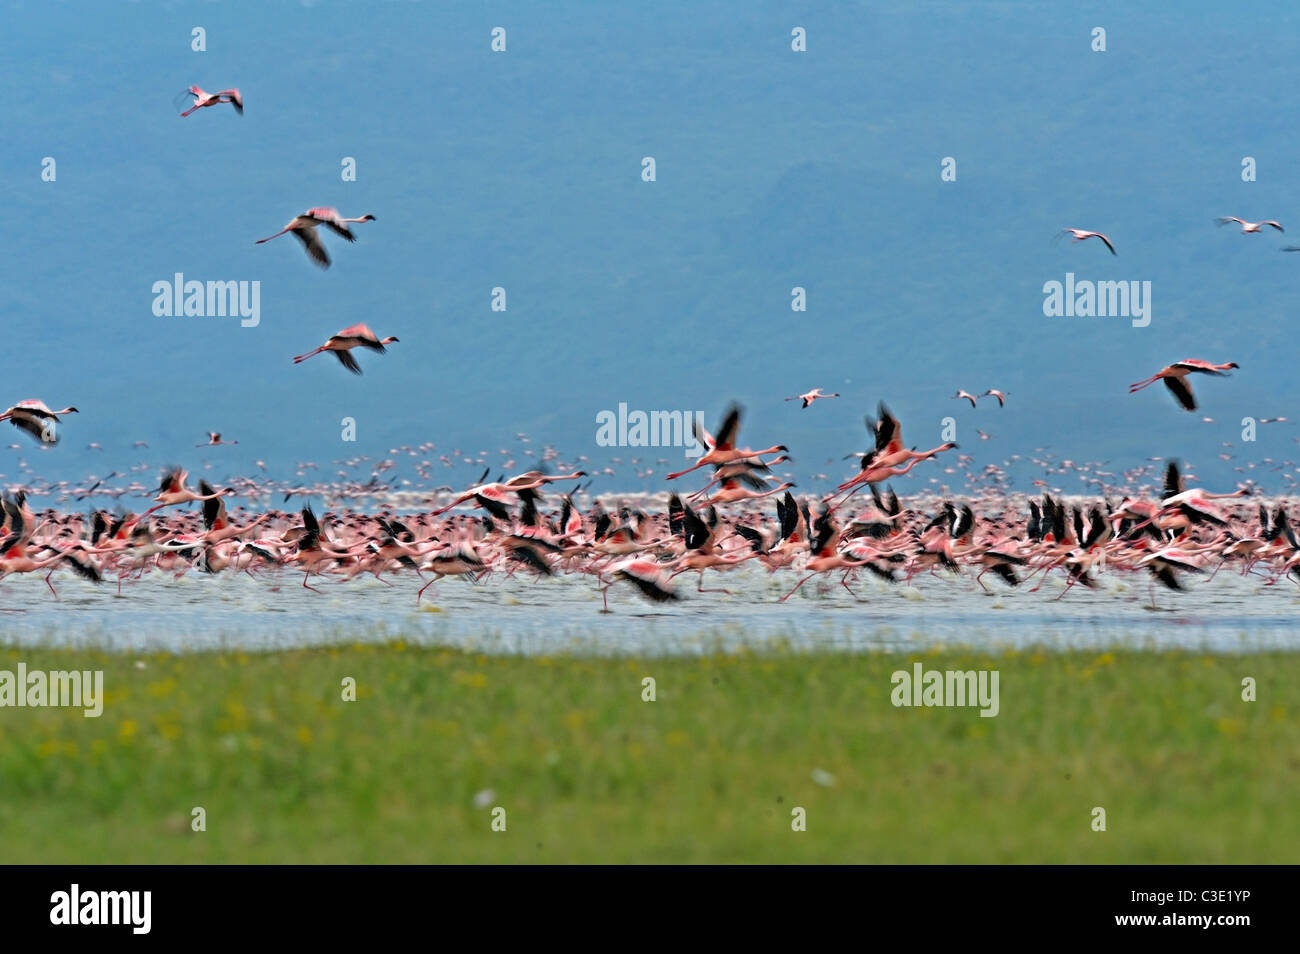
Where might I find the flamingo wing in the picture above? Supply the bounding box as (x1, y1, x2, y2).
(876, 402, 902, 454)
(714, 405, 742, 451)
(292, 228, 331, 268)
(1174, 360, 1231, 377)
(1163, 376, 1197, 411)
(216, 89, 243, 113)
(332, 349, 363, 375)
(335, 323, 377, 341)
(8, 415, 54, 443)
(323, 220, 357, 242)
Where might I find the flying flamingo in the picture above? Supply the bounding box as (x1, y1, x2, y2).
(1056, 228, 1116, 255)
(785, 388, 840, 408)
(180, 86, 243, 117)
(1217, 216, 1283, 234)
(981, 389, 1008, 407)
(665, 404, 788, 481)
(0, 400, 78, 444)
(1129, 359, 1239, 412)
(952, 390, 979, 408)
(831, 402, 955, 503)
(293, 324, 399, 374)
(601, 557, 681, 610)
(145, 467, 232, 516)
(255, 208, 376, 268)
(196, 432, 238, 447)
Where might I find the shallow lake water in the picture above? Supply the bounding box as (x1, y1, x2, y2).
(1, 562, 1296, 656)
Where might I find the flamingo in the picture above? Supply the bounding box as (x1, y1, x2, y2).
(0, 400, 78, 444)
(784, 388, 840, 408)
(981, 389, 1008, 407)
(293, 324, 399, 374)
(1056, 228, 1116, 255)
(192, 480, 270, 546)
(196, 432, 238, 447)
(1217, 216, 1283, 234)
(665, 404, 788, 481)
(952, 390, 979, 408)
(145, 468, 233, 516)
(180, 86, 243, 117)
(1129, 360, 1238, 412)
(601, 557, 681, 609)
(255, 208, 376, 268)
(831, 403, 956, 503)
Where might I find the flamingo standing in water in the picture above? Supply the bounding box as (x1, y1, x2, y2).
(1129, 359, 1239, 412)
(293, 324, 399, 374)
(1056, 228, 1116, 255)
(255, 208, 376, 268)
(0, 400, 78, 444)
(1217, 216, 1283, 234)
(180, 86, 243, 117)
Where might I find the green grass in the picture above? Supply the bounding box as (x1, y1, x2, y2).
(0, 643, 1295, 863)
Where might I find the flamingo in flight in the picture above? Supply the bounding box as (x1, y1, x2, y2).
(197, 432, 238, 447)
(180, 86, 243, 117)
(951, 390, 979, 408)
(1056, 228, 1116, 255)
(144, 467, 232, 516)
(255, 208, 376, 268)
(1217, 216, 1283, 234)
(982, 389, 1008, 407)
(665, 404, 788, 481)
(1129, 359, 1239, 412)
(293, 324, 399, 374)
(785, 388, 840, 408)
(0, 400, 78, 444)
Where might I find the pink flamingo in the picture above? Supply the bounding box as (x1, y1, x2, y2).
(255, 208, 376, 268)
(1129, 359, 1238, 412)
(785, 388, 840, 408)
(665, 405, 788, 481)
(0, 400, 78, 444)
(1056, 228, 1116, 255)
(180, 86, 243, 117)
(293, 324, 399, 375)
(145, 468, 232, 516)
(1217, 216, 1283, 234)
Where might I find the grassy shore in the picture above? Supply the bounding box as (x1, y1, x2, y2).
(0, 643, 1295, 863)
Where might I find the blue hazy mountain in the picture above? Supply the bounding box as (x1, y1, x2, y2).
(4, 1, 1299, 496)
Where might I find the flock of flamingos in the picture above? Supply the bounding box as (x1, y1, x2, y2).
(1, 84, 1296, 610)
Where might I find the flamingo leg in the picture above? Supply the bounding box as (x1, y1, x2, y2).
(416, 574, 443, 602)
(779, 573, 816, 602)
